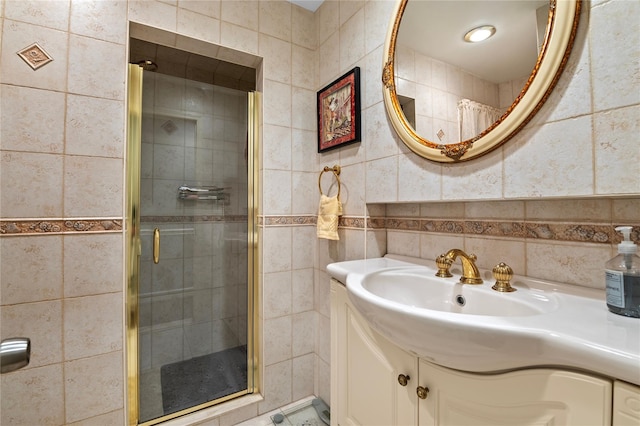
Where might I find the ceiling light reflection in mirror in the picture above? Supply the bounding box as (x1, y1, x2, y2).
(382, 0, 581, 162)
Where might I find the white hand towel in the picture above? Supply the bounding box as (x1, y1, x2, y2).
(317, 194, 343, 240)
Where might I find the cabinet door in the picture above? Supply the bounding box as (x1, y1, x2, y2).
(332, 280, 417, 426)
(613, 380, 640, 426)
(418, 359, 612, 426)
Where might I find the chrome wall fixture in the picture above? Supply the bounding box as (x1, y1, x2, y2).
(1, 337, 31, 374)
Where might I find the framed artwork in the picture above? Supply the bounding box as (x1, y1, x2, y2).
(317, 67, 361, 153)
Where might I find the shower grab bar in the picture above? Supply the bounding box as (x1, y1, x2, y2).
(178, 185, 229, 201)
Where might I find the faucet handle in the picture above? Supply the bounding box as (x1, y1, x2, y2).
(435, 254, 453, 277)
(492, 262, 516, 292)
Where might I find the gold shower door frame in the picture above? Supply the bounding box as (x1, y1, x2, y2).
(125, 64, 261, 426)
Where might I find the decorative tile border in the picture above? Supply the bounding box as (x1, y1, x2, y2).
(4, 215, 636, 245)
(260, 215, 639, 245)
(1, 219, 122, 236)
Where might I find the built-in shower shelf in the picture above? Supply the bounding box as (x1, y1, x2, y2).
(178, 185, 229, 202)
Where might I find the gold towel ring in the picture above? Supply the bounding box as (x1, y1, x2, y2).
(318, 165, 341, 198)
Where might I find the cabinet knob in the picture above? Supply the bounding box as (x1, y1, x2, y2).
(416, 385, 429, 400)
(397, 374, 410, 386)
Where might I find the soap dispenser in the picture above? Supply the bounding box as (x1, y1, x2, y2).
(605, 226, 640, 318)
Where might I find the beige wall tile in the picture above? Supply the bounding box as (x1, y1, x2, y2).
(0, 364, 64, 425)
(292, 310, 315, 356)
(263, 316, 292, 365)
(317, 0, 339, 45)
(292, 87, 315, 131)
(464, 236, 526, 274)
(263, 79, 292, 127)
(318, 31, 340, 84)
(177, 8, 220, 45)
(65, 95, 125, 158)
(4, 0, 70, 31)
(264, 271, 292, 318)
(292, 353, 315, 400)
(63, 233, 123, 298)
(64, 156, 123, 217)
(64, 293, 123, 360)
(590, 0, 640, 111)
(67, 35, 126, 100)
(525, 240, 611, 288)
(1, 300, 63, 368)
(66, 409, 125, 426)
(465, 200, 525, 220)
(0, 236, 63, 304)
(258, 360, 292, 414)
(364, 102, 399, 160)
(366, 229, 387, 258)
(292, 172, 317, 214)
(221, 0, 258, 30)
(504, 116, 593, 198)
(398, 154, 442, 201)
(292, 45, 317, 89)
(612, 198, 640, 222)
(263, 227, 292, 273)
(339, 8, 364, 69)
(64, 351, 124, 423)
(385, 229, 419, 258)
(260, 34, 292, 84)
(292, 3, 317, 50)
(292, 268, 314, 312)
(0, 20, 68, 91)
(0, 84, 65, 153)
(1, 151, 63, 218)
(263, 124, 292, 170)
(525, 199, 612, 222)
(260, 1, 292, 42)
(420, 201, 464, 218)
(441, 149, 503, 201)
(70, 0, 128, 44)
(365, 156, 398, 203)
(594, 105, 640, 195)
(220, 22, 259, 55)
(179, 0, 221, 19)
(128, 0, 177, 33)
(263, 170, 292, 215)
(420, 233, 465, 261)
(314, 270, 331, 317)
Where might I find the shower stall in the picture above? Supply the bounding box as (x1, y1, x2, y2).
(126, 40, 259, 425)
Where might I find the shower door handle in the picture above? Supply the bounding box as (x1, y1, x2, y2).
(153, 228, 160, 264)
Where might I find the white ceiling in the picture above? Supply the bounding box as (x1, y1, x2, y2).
(289, 0, 324, 12)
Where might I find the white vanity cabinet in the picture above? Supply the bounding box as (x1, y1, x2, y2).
(331, 279, 615, 426)
(613, 380, 640, 425)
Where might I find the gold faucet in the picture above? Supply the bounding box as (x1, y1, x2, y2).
(435, 249, 483, 284)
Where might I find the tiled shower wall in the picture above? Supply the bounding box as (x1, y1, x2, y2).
(1, 0, 639, 425)
(138, 74, 248, 369)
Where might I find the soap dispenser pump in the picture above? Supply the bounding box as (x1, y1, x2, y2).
(605, 226, 640, 318)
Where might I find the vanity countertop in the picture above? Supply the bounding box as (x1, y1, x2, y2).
(327, 255, 640, 386)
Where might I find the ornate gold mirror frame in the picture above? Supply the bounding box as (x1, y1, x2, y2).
(382, 0, 581, 162)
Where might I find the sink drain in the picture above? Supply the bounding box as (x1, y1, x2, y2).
(455, 295, 466, 306)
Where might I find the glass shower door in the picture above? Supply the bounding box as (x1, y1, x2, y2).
(133, 67, 252, 424)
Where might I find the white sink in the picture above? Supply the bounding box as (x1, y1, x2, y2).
(360, 267, 558, 317)
(330, 255, 640, 385)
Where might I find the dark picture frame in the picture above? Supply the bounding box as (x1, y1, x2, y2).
(317, 67, 361, 153)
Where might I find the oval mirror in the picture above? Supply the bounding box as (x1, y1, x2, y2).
(382, 0, 581, 162)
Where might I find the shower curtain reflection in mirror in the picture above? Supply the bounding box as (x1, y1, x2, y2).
(457, 98, 503, 141)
